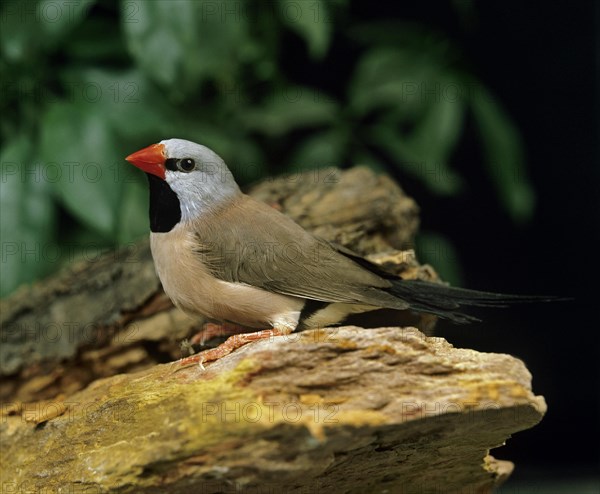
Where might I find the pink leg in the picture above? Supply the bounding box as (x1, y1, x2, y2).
(178, 327, 289, 369)
(189, 322, 249, 346)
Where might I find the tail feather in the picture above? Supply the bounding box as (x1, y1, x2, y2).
(389, 279, 566, 324)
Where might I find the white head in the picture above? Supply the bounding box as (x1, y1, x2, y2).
(126, 138, 241, 225)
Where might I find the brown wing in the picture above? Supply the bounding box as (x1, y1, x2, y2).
(189, 195, 409, 309)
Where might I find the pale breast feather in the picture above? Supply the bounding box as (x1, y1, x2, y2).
(150, 225, 304, 328)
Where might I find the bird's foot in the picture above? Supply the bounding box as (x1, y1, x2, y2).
(189, 322, 249, 346)
(177, 327, 287, 370)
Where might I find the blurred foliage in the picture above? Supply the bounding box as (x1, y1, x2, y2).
(1, 0, 535, 296)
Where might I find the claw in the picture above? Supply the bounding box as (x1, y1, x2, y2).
(175, 327, 291, 369)
(189, 322, 249, 347)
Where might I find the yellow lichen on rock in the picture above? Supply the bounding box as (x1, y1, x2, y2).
(0, 327, 545, 493)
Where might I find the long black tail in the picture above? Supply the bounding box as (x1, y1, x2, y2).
(389, 279, 566, 324)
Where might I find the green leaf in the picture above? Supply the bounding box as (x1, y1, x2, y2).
(117, 179, 149, 243)
(64, 15, 128, 61)
(57, 225, 114, 268)
(61, 68, 176, 139)
(240, 86, 338, 137)
(0, 134, 57, 297)
(0, 0, 94, 61)
(288, 129, 346, 172)
(277, 0, 331, 59)
(349, 45, 446, 118)
(350, 21, 457, 54)
(121, 0, 249, 96)
(39, 101, 125, 237)
(37, 0, 95, 38)
(368, 91, 466, 196)
(226, 139, 268, 185)
(348, 28, 468, 193)
(352, 149, 387, 173)
(471, 85, 535, 223)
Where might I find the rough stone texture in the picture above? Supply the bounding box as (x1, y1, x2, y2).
(0, 327, 545, 493)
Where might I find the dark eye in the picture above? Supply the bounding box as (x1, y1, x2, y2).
(178, 158, 195, 172)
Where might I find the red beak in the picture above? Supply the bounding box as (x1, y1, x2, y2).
(125, 143, 166, 180)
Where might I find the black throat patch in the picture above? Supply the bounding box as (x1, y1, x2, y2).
(147, 174, 181, 232)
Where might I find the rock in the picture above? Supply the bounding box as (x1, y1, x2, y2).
(0, 326, 545, 493)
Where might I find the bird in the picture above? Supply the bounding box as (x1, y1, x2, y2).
(126, 138, 558, 367)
